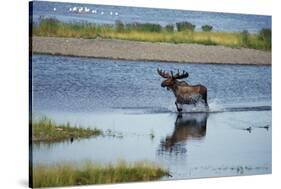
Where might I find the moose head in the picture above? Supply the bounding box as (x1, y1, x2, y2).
(157, 68, 189, 90)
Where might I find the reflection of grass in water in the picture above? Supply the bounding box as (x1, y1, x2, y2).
(32, 117, 102, 142)
(33, 18, 271, 51)
(105, 129, 124, 138)
(150, 129, 155, 140)
(32, 160, 169, 187)
(193, 165, 270, 175)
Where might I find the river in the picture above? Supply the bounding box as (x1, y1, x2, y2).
(31, 54, 271, 179)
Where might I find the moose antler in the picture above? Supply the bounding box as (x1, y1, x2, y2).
(157, 68, 189, 79)
(173, 70, 189, 79)
(157, 68, 171, 78)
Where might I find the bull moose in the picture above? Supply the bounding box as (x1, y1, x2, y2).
(157, 68, 208, 112)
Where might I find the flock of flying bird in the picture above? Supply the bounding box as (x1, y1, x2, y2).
(53, 6, 119, 16)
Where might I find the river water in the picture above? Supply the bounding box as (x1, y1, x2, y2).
(31, 1, 271, 33)
(31, 54, 271, 179)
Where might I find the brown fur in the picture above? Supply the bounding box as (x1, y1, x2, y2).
(158, 69, 208, 112)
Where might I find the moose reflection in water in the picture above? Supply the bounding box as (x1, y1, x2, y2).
(157, 68, 208, 112)
(159, 113, 208, 155)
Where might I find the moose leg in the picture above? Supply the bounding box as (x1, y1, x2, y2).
(175, 102, 182, 112)
(203, 92, 208, 107)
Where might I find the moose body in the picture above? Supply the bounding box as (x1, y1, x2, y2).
(157, 68, 208, 112)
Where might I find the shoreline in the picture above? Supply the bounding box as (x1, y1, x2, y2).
(32, 36, 271, 65)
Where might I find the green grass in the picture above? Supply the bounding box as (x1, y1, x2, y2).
(32, 18, 271, 51)
(32, 161, 169, 187)
(32, 117, 102, 142)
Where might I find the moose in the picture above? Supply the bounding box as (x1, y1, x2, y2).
(157, 68, 208, 112)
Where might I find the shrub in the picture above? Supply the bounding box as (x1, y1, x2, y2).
(125, 23, 162, 32)
(38, 17, 60, 35)
(240, 30, 250, 47)
(176, 21, 195, 32)
(115, 20, 125, 32)
(165, 24, 174, 32)
(201, 25, 213, 32)
(258, 28, 271, 50)
(258, 28, 271, 41)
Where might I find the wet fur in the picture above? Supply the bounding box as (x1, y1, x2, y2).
(163, 80, 208, 112)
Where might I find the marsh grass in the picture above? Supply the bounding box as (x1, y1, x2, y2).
(33, 18, 271, 50)
(32, 117, 102, 142)
(32, 161, 169, 187)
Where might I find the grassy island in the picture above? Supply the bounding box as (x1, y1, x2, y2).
(32, 161, 169, 187)
(32, 117, 102, 142)
(32, 18, 271, 51)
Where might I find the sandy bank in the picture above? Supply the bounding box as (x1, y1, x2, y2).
(32, 36, 271, 65)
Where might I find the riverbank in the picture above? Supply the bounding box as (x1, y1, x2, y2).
(32, 36, 271, 65)
(33, 18, 271, 51)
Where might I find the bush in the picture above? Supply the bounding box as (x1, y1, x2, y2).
(258, 28, 271, 50)
(38, 17, 60, 35)
(201, 25, 213, 32)
(240, 30, 250, 47)
(165, 24, 174, 32)
(176, 21, 195, 32)
(115, 20, 125, 32)
(126, 22, 162, 32)
(258, 28, 271, 41)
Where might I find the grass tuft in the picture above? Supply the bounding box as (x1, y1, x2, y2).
(32, 117, 102, 142)
(32, 161, 169, 187)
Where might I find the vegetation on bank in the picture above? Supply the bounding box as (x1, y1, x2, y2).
(32, 117, 102, 142)
(32, 161, 169, 187)
(32, 18, 271, 51)
(201, 25, 213, 32)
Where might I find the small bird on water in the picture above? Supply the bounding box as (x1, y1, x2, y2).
(244, 127, 252, 133)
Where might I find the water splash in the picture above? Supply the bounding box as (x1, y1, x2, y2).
(167, 99, 225, 113)
(208, 99, 226, 113)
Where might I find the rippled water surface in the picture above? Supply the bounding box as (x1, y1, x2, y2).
(31, 54, 272, 179)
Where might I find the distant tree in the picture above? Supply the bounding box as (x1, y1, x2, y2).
(258, 28, 271, 45)
(115, 20, 125, 32)
(201, 25, 213, 32)
(125, 22, 162, 32)
(176, 21, 195, 32)
(165, 24, 174, 32)
(257, 28, 271, 50)
(240, 30, 250, 47)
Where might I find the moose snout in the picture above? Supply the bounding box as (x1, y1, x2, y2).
(161, 82, 165, 87)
